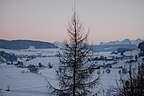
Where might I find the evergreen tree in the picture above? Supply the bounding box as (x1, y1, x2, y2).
(108, 63, 144, 96)
(47, 10, 99, 96)
(138, 41, 144, 56)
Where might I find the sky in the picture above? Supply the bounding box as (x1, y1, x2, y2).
(0, 0, 144, 44)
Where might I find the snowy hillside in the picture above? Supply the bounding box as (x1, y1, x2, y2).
(0, 48, 142, 96)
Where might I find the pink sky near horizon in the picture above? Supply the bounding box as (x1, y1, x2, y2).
(0, 0, 144, 44)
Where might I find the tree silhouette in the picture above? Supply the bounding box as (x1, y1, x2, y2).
(47, 10, 99, 96)
(108, 62, 144, 96)
(138, 41, 144, 56)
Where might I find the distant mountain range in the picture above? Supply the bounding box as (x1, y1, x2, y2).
(99, 38, 143, 46)
(92, 38, 143, 52)
(0, 40, 58, 49)
(54, 38, 143, 52)
(0, 38, 143, 51)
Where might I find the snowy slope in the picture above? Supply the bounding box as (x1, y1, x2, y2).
(0, 64, 58, 96)
(0, 48, 141, 96)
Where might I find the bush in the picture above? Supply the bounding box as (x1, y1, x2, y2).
(27, 65, 39, 74)
(38, 62, 45, 68)
(97, 70, 101, 74)
(15, 61, 24, 68)
(106, 69, 111, 74)
(48, 62, 53, 68)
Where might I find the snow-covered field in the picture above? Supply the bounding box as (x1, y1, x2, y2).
(0, 48, 141, 96)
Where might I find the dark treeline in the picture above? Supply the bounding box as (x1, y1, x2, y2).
(0, 39, 58, 49)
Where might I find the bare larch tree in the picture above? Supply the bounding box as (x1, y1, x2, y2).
(47, 10, 99, 96)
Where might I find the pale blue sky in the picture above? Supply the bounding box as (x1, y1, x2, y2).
(0, 0, 144, 44)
